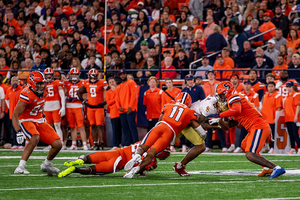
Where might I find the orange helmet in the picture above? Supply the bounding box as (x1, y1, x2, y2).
(69, 67, 80, 82)
(175, 92, 192, 107)
(144, 158, 157, 171)
(88, 68, 99, 83)
(27, 71, 46, 94)
(43, 68, 54, 82)
(216, 81, 235, 100)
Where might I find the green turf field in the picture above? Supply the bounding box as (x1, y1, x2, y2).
(1, 149, 300, 200)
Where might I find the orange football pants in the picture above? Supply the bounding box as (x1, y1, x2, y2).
(241, 123, 270, 154)
(66, 107, 84, 128)
(87, 107, 104, 126)
(89, 150, 122, 173)
(20, 121, 60, 145)
(141, 122, 174, 153)
(44, 109, 61, 124)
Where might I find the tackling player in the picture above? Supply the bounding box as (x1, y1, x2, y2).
(64, 68, 88, 150)
(13, 72, 62, 174)
(210, 81, 285, 179)
(57, 142, 170, 177)
(43, 68, 66, 149)
(123, 92, 220, 178)
(78, 69, 107, 150)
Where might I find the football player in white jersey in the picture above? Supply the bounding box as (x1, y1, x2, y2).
(173, 95, 228, 176)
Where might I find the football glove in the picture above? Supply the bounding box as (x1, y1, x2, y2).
(16, 129, 26, 144)
(209, 118, 220, 125)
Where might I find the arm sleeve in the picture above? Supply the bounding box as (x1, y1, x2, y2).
(0, 87, 4, 100)
(220, 103, 242, 118)
(59, 88, 66, 109)
(129, 82, 138, 108)
(253, 93, 260, 108)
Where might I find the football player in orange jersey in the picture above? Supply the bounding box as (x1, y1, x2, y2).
(78, 69, 108, 150)
(123, 92, 220, 178)
(13, 72, 62, 174)
(64, 68, 88, 150)
(57, 142, 170, 177)
(210, 81, 286, 179)
(248, 69, 265, 101)
(43, 68, 66, 149)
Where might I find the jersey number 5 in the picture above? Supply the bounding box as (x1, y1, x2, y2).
(168, 106, 184, 122)
(48, 86, 54, 97)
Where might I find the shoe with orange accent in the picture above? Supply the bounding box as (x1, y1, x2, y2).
(258, 168, 273, 177)
(204, 147, 211, 153)
(268, 148, 274, 154)
(182, 145, 187, 153)
(288, 148, 296, 154)
(170, 146, 176, 152)
(17, 146, 25, 150)
(222, 148, 228, 153)
(10, 145, 18, 150)
(173, 163, 190, 176)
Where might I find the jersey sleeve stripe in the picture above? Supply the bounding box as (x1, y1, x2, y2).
(228, 96, 241, 105)
(20, 94, 29, 102)
(181, 92, 188, 105)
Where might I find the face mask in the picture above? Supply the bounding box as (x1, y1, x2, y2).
(12, 83, 18, 88)
(281, 77, 288, 81)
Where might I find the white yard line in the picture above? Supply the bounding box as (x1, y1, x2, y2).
(0, 179, 299, 191)
(247, 197, 300, 200)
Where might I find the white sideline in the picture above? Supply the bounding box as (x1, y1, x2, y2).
(1, 179, 299, 191)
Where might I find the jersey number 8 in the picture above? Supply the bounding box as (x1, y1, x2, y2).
(90, 88, 97, 97)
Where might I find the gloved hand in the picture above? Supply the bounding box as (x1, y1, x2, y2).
(97, 101, 107, 108)
(16, 129, 26, 144)
(59, 107, 65, 117)
(208, 118, 220, 125)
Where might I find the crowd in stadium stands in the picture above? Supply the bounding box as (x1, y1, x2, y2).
(0, 0, 300, 153)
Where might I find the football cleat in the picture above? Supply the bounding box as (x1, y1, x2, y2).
(173, 163, 190, 176)
(288, 149, 296, 154)
(14, 166, 30, 174)
(268, 148, 274, 154)
(268, 166, 285, 179)
(82, 145, 89, 151)
(124, 154, 142, 171)
(204, 147, 211, 153)
(258, 168, 273, 177)
(228, 144, 235, 152)
(123, 166, 140, 179)
(40, 163, 60, 174)
(10, 145, 18, 150)
(64, 159, 84, 167)
(2, 143, 11, 148)
(233, 147, 242, 153)
(68, 145, 77, 150)
(17, 146, 25, 150)
(222, 148, 228, 153)
(170, 146, 176, 152)
(58, 166, 76, 177)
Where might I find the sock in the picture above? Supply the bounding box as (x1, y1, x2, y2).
(177, 162, 183, 169)
(72, 141, 76, 146)
(263, 167, 269, 170)
(54, 122, 63, 140)
(44, 159, 52, 165)
(19, 160, 26, 167)
(83, 142, 87, 146)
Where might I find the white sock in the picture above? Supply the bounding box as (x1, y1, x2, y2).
(72, 141, 76, 145)
(263, 167, 269, 170)
(177, 162, 183, 169)
(19, 160, 26, 167)
(54, 122, 63, 140)
(64, 140, 67, 145)
(44, 159, 52, 165)
(83, 142, 87, 146)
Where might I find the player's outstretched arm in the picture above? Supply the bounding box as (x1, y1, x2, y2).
(12, 101, 27, 131)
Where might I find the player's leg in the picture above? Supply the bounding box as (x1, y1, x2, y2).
(38, 122, 62, 174)
(242, 126, 285, 178)
(14, 122, 40, 174)
(76, 108, 87, 150)
(269, 124, 275, 153)
(111, 117, 122, 148)
(66, 108, 77, 150)
(96, 108, 105, 149)
(228, 127, 236, 152)
(174, 127, 206, 176)
(87, 108, 98, 149)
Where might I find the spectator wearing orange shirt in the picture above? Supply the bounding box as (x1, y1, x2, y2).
(202, 70, 219, 97)
(164, 0, 178, 13)
(6, 12, 19, 35)
(272, 55, 289, 79)
(286, 29, 300, 53)
(213, 54, 232, 80)
(161, 78, 181, 107)
(115, 70, 139, 146)
(284, 81, 300, 154)
(108, 24, 125, 48)
(100, 18, 114, 39)
(106, 77, 122, 149)
(261, 81, 283, 154)
(5, 76, 24, 149)
(222, 47, 235, 69)
(2, 35, 15, 49)
(143, 77, 163, 131)
(259, 12, 276, 41)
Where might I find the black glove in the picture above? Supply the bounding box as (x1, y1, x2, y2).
(16, 129, 25, 144)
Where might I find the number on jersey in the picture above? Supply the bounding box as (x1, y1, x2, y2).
(69, 88, 79, 98)
(29, 105, 43, 116)
(47, 86, 54, 97)
(90, 87, 96, 97)
(168, 106, 184, 122)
